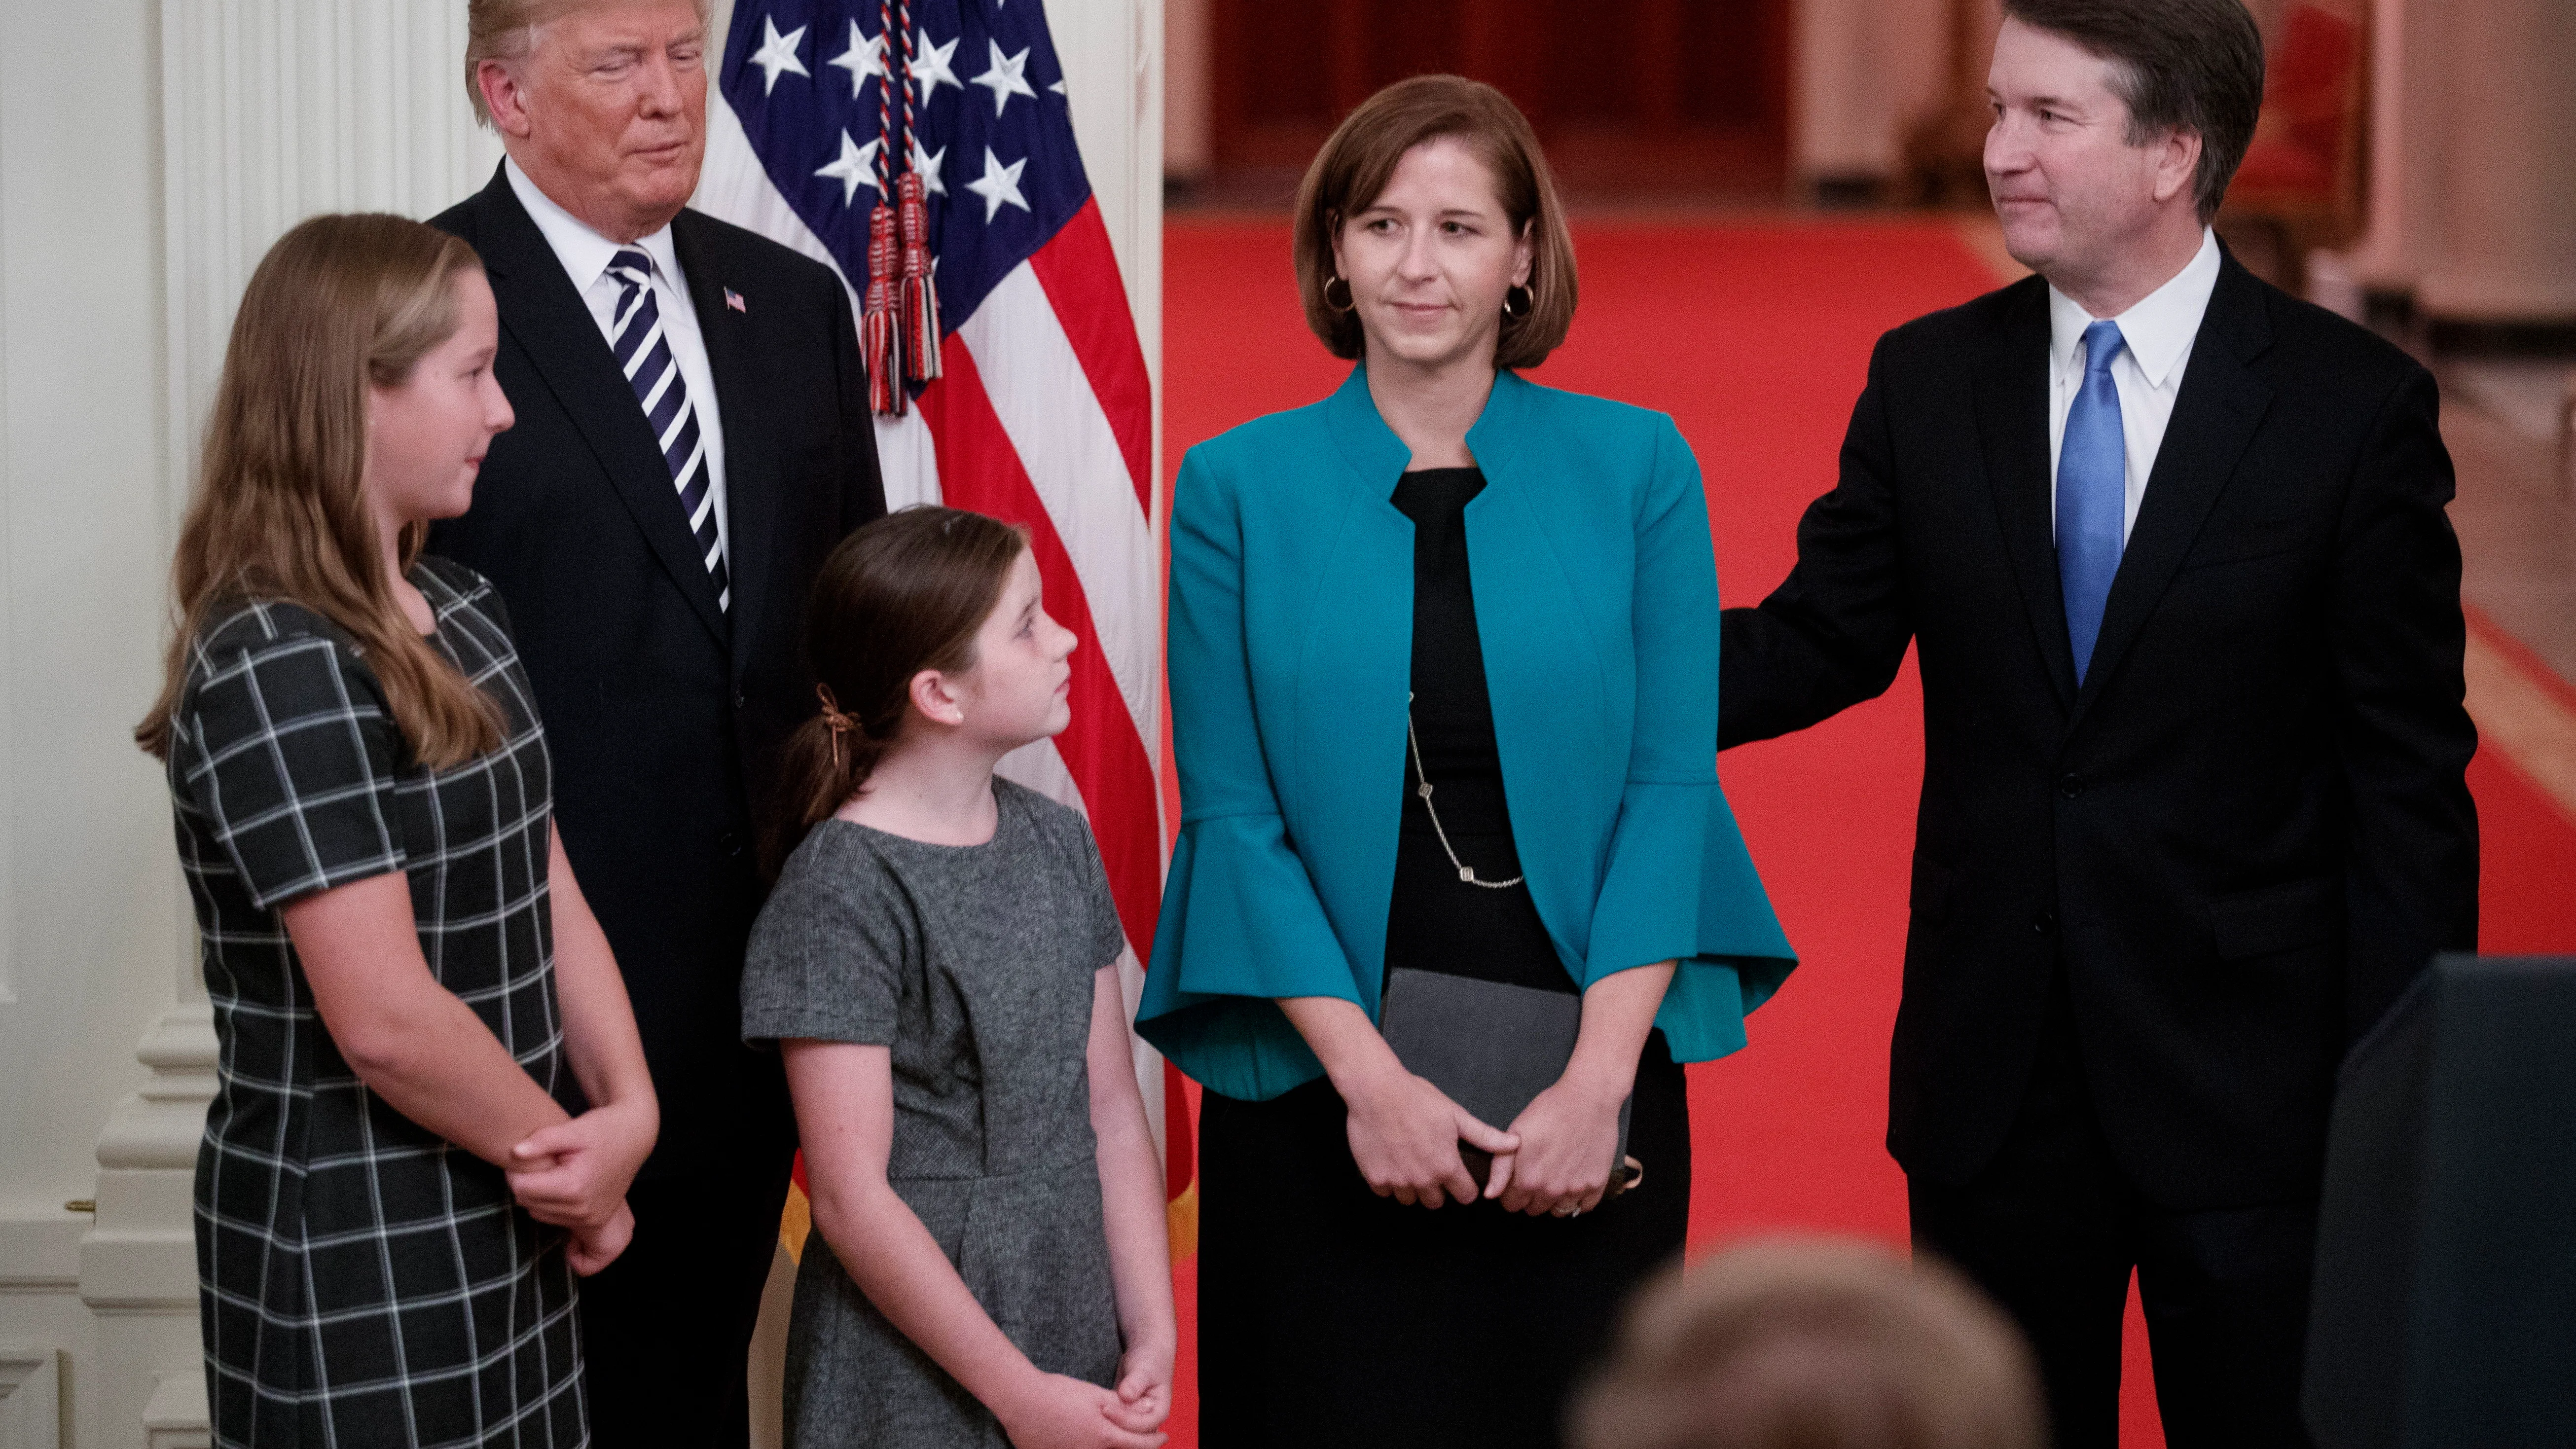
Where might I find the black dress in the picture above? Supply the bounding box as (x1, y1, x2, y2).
(1197, 469, 1690, 1449)
(169, 561, 588, 1448)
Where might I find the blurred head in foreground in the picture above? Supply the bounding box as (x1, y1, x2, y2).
(1568, 1238, 2045, 1449)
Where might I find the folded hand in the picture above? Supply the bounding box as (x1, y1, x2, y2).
(563, 1201, 633, 1276)
(1105, 1339, 1174, 1434)
(505, 1099, 655, 1232)
(1343, 1068, 1520, 1209)
(1487, 1074, 1621, 1216)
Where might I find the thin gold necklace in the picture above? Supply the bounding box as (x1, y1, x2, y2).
(1406, 693, 1524, 889)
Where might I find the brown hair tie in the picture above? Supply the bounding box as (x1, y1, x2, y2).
(816, 684, 860, 769)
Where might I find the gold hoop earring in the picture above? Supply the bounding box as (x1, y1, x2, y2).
(1502, 283, 1533, 320)
(1323, 274, 1355, 313)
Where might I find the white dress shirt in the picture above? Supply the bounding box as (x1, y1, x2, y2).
(505, 158, 729, 556)
(2045, 227, 2222, 543)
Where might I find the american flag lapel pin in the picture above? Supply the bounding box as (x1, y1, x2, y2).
(724, 287, 747, 314)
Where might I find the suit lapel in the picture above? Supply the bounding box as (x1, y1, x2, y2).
(472, 165, 728, 648)
(1463, 373, 1613, 807)
(1973, 279, 2079, 711)
(2068, 255, 2276, 726)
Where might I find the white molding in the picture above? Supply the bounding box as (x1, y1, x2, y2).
(62, 15, 504, 1446)
(157, 0, 501, 528)
(0, 97, 15, 1009)
(0, 1344, 63, 1449)
(0, 1220, 84, 1298)
(140, 1372, 208, 1449)
(82, 1005, 217, 1317)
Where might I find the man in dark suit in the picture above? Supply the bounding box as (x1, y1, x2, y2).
(1719, 1, 2476, 1444)
(433, 2, 884, 1443)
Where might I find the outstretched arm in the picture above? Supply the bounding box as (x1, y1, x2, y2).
(1721, 338, 1918, 749)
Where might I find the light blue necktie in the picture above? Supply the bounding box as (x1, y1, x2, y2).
(2058, 320, 2127, 683)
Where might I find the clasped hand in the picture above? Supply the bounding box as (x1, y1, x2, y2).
(994, 1340, 1173, 1449)
(1486, 1074, 1623, 1217)
(504, 1098, 656, 1275)
(1345, 1067, 1620, 1216)
(1342, 1068, 1520, 1209)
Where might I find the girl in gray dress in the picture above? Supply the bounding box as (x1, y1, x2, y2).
(743, 508, 1175, 1449)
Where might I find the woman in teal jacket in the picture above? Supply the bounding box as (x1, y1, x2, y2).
(1137, 77, 1795, 1448)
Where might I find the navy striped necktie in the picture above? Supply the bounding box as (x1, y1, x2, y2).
(608, 247, 728, 610)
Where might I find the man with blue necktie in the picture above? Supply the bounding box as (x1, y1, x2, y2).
(1718, 1, 2477, 1445)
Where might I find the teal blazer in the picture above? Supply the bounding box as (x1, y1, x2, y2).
(1137, 366, 1797, 1102)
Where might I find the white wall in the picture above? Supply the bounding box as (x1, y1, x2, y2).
(0, 2, 1160, 1445)
(1, 2, 199, 1443)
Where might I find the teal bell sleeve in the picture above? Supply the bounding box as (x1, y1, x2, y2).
(1582, 418, 1798, 1062)
(1136, 446, 1354, 1101)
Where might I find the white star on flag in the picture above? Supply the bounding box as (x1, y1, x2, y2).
(814, 129, 881, 205)
(747, 17, 809, 94)
(826, 19, 886, 99)
(970, 40, 1037, 116)
(909, 29, 962, 100)
(962, 146, 1029, 221)
(909, 140, 949, 196)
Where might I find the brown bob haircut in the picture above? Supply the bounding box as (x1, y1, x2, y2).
(1293, 75, 1578, 372)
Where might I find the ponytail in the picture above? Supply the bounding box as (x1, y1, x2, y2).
(763, 507, 1029, 874)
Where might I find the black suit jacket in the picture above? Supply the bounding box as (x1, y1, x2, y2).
(1720, 252, 2478, 1209)
(430, 165, 886, 1175)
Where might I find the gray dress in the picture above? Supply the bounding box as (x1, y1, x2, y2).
(742, 779, 1129, 1448)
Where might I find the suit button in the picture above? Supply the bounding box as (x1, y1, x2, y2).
(2058, 773, 2083, 798)
(2032, 910, 2057, 935)
(719, 832, 743, 858)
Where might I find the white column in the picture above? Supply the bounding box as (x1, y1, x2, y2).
(1795, 0, 1956, 188)
(2345, 0, 2576, 322)
(0, 3, 498, 1446)
(0, 0, 196, 1443)
(1163, 0, 1212, 181)
(2342, 0, 2432, 288)
(1794, 0, 1879, 182)
(2412, 0, 2576, 323)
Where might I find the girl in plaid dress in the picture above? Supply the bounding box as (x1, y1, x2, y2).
(138, 215, 660, 1449)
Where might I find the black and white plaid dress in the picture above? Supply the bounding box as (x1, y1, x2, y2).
(166, 558, 587, 1449)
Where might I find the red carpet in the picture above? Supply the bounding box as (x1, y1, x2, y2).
(1157, 216, 2576, 1448)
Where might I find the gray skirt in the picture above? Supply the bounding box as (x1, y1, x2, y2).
(784, 1156, 1123, 1448)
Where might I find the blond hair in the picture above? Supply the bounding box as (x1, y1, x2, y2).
(465, 0, 714, 126)
(1569, 1239, 2045, 1449)
(137, 214, 504, 769)
(1292, 74, 1578, 372)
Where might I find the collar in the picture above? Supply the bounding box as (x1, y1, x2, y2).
(503, 156, 683, 296)
(2047, 226, 2221, 389)
(1323, 363, 1529, 496)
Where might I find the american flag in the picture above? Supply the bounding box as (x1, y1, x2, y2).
(696, 0, 1187, 1213)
